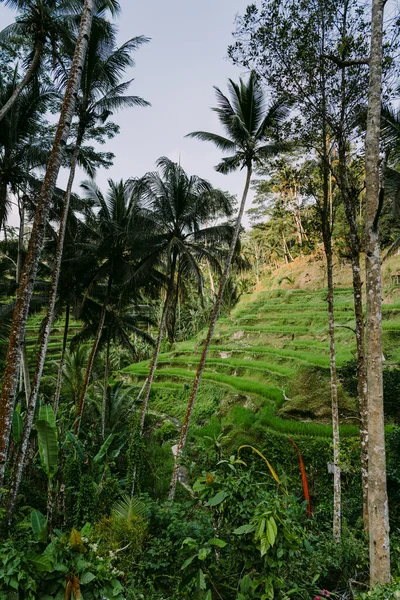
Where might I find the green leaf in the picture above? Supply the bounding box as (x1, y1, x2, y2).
(38, 406, 56, 429)
(233, 523, 255, 535)
(207, 538, 227, 548)
(26, 553, 52, 571)
(80, 572, 95, 585)
(205, 591, 212, 600)
(65, 431, 85, 461)
(257, 517, 266, 539)
(260, 535, 270, 557)
(181, 554, 196, 570)
(205, 490, 228, 507)
(198, 568, 206, 591)
(12, 407, 23, 444)
(35, 408, 58, 478)
(198, 547, 211, 560)
(93, 434, 115, 464)
(181, 537, 197, 548)
(266, 518, 276, 546)
(31, 510, 48, 542)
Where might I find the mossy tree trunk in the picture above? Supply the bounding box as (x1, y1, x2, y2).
(6, 129, 84, 522)
(0, 0, 95, 495)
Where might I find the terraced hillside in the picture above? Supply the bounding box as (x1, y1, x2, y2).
(24, 315, 82, 377)
(121, 287, 400, 441)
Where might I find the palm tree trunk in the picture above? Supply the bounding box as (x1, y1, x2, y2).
(0, 42, 43, 123)
(16, 193, 24, 284)
(54, 303, 70, 415)
(138, 251, 178, 436)
(364, 0, 390, 585)
(6, 134, 84, 521)
(16, 208, 31, 409)
(21, 344, 31, 407)
(0, 0, 95, 495)
(101, 336, 111, 440)
(169, 164, 252, 501)
(74, 275, 111, 436)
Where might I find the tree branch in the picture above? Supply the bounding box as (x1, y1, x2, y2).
(323, 53, 370, 67)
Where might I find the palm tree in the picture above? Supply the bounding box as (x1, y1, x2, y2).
(169, 72, 288, 499)
(73, 179, 154, 436)
(72, 298, 154, 437)
(132, 157, 233, 445)
(0, 0, 121, 121)
(0, 0, 74, 121)
(0, 0, 98, 495)
(4, 17, 150, 519)
(0, 70, 56, 227)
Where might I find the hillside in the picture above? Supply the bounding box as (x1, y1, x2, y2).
(120, 262, 400, 443)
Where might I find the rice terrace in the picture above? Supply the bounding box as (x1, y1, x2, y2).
(0, 0, 399, 598)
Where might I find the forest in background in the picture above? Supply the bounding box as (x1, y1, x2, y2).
(0, 0, 400, 598)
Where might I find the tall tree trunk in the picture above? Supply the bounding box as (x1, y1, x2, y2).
(364, 0, 390, 585)
(319, 10, 341, 541)
(74, 275, 112, 436)
(0, 0, 95, 495)
(336, 151, 369, 531)
(16, 193, 24, 284)
(0, 42, 42, 123)
(138, 251, 178, 436)
(101, 336, 111, 440)
(54, 303, 70, 415)
(169, 165, 252, 501)
(21, 344, 31, 408)
(325, 236, 341, 541)
(335, 0, 369, 530)
(6, 132, 84, 521)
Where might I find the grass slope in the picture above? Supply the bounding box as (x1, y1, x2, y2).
(120, 284, 400, 440)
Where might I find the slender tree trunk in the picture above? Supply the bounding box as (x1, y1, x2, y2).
(138, 252, 178, 436)
(0, 43, 42, 123)
(74, 287, 109, 436)
(101, 336, 110, 440)
(130, 299, 169, 494)
(54, 303, 70, 415)
(6, 134, 84, 521)
(319, 10, 341, 541)
(16, 194, 24, 284)
(169, 165, 252, 501)
(282, 232, 288, 263)
(207, 260, 215, 295)
(325, 238, 341, 541)
(21, 344, 31, 408)
(335, 0, 369, 530)
(0, 0, 95, 494)
(336, 151, 369, 531)
(364, 0, 390, 585)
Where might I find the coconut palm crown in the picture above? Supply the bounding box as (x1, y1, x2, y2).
(186, 70, 288, 173)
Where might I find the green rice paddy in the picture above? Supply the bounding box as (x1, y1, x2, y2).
(120, 286, 400, 440)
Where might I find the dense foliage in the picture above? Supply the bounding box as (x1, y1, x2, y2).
(0, 0, 399, 598)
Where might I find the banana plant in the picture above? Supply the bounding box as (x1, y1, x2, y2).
(35, 405, 59, 528)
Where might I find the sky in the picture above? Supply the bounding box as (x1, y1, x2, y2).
(0, 0, 255, 226)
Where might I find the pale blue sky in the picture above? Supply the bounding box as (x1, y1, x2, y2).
(0, 1, 255, 224)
